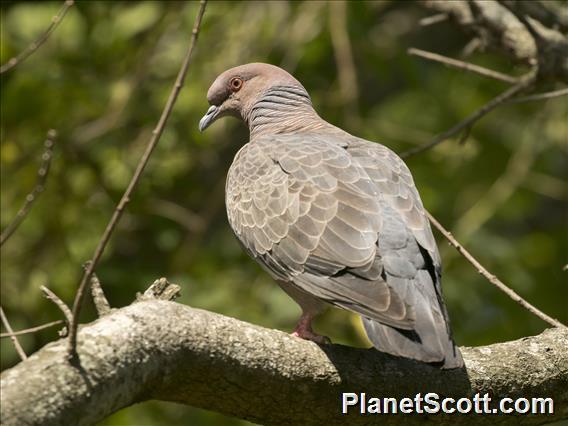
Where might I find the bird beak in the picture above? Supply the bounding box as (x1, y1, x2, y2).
(199, 105, 220, 132)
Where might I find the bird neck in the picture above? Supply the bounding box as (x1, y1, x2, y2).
(246, 86, 326, 138)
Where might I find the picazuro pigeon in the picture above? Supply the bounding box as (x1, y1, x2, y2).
(199, 63, 463, 368)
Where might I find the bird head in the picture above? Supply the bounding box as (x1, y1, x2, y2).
(199, 63, 306, 132)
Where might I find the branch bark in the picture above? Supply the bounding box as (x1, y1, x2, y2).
(423, 0, 568, 82)
(1, 300, 566, 425)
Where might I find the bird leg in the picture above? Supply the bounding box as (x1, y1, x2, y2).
(291, 312, 331, 344)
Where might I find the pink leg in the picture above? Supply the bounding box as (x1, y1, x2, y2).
(291, 311, 331, 344)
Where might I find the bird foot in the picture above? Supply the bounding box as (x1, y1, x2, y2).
(291, 327, 331, 344)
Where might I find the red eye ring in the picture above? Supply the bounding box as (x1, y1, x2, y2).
(229, 77, 243, 92)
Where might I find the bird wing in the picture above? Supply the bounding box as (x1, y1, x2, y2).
(346, 138, 461, 366)
(227, 132, 435, 330)
(345, 138, 447, 312)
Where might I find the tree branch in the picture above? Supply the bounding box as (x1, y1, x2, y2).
(0, 129, 57, 247)
(1, 301, 566, 425)
(400, 72, 535, 158)
(0, 320, 64, 338)
(0, 307, 27, 361)
(419, 13, 448, 27)
(82, 262, 111, 317)
(41, 285, 72, 336)
(506, 87, 568, 104)
(407, 48, 519, 83)
(426, 212, 566, 329)
(0, 0, 74, 74)
(422, 0, 568, 82)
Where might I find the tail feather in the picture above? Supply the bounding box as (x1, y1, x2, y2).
(362, 273, 464, 369)
(363, 318, 463, 368)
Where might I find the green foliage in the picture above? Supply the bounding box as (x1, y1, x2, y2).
(1, 1, 566, 424)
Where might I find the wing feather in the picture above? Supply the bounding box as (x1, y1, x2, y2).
(226, 133, 447, 334)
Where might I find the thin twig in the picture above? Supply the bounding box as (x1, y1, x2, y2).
(458, 125, 472, 145)
(427, 211, 566, 329)
(0, 0, 75, 74)
(0, 306, 27, 360)
(41, 286, 73, 337)
(461, 38, 482, 58)
(83, 262, 112, 316)
(0, 320, 64, 338)
(506, 87, 568, 104)
(401, 72, 536, 158)
(67, 0, 208, 360)
(407, 48, 520, 84)
(419, 13, 448, 27)
(0, 130, 57, 247)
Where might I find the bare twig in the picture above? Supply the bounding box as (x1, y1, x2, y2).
(0, 130, 57, 247)
(0, 0, 74, 74)
(407, 48, 519, 84)
(427, 211, 566, 329)
(457, 125, 472, 145)
(83, 262, 111, 316)
(419, 13, 448, 27)
(460, 38, 481, 58)
(67, 0, 208, 360)
(506, 87, 568, 104)
(0, 306, 27, 360)
(1, 320, 64, 338)
(401, 72, 536, 158)
(41, 286, 72, 337)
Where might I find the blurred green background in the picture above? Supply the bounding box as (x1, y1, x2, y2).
(1, 1, 566, 425)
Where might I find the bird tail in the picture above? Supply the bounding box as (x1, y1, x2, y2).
(361, 292, 464, 369)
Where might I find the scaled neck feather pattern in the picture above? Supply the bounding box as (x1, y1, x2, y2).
(247, 85, 329, 139)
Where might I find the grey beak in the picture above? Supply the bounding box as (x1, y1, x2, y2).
(199, 105, 220, 132)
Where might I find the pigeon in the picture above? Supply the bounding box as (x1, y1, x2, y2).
(199, 63, 463, 368)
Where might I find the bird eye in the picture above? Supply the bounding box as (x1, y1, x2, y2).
(229, 77, 243, 92)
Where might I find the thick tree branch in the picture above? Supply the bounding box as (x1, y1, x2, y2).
(422, 0, 568, 82)
(1, 300, 566, 426)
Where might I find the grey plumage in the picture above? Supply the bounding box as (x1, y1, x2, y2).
(200, 63, 463, 368)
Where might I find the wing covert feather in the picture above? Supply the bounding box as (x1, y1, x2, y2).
(226, 133, 439, 330)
